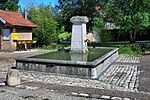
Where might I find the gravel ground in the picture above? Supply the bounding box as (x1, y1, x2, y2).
(0, 50, 150, 100)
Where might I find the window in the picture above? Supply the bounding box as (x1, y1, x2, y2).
(2, 28, 10, 40)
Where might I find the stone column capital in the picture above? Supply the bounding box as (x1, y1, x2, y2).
(70, 16, 89, 24)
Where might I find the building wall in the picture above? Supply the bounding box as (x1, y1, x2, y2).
(17, 33, 32, 40)
(0, 22, 3, 50)
(3, 41, 12, 51)
(16, 27, 32, 40)
(11, 27, 33, 51)
(0, 25, 13, 51)
(0, 28, 2, 50)
(0, 26, 33, 51)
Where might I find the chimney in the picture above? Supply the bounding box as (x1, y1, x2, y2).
(24, 10, 28, 20)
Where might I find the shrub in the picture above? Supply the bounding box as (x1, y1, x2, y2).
(116, 44, 143, 55)
(58, 32, 71, 41)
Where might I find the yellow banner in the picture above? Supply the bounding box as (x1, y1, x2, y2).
(11, 33, 18, 40)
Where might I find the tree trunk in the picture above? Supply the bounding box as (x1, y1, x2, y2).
(133, 29, 137, 42)
(129, 29, 136, 43)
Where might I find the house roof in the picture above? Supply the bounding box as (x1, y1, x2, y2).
(0, 10, 37, 28)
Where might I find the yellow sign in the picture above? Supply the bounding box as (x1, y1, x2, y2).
(11, 33, 18, 40)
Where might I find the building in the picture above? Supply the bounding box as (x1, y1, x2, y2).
(0, 10, 37, 51)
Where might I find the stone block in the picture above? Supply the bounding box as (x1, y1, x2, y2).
(100, 95, 110, 99)
(6, 69, 20, 86)
(111, 97, 122, 100)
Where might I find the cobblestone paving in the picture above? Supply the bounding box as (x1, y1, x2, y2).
(116, 55, 141, 63)
(99, 55, 140, 92)
(99, 65, 139, 92)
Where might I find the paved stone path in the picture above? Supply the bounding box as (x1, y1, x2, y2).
(116, 55, 141, 63)
(99, 55, 140, 92)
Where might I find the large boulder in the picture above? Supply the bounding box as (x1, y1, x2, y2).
(6, 69, 20, 86)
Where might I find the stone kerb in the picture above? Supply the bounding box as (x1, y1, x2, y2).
(70, 16, 89, 24)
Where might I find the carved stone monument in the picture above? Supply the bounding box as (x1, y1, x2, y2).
(70, 16, 89, 53)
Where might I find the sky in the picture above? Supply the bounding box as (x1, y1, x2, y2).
(18, 0, 58, 9)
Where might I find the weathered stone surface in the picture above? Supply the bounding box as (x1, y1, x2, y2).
(70, 16, 89, 24)
(0, 83, 5, 86)
(100, 95, 110, 99)
(78, 93, 89, 97)
(105, 84, 112, 89)
(123, 98, 131, 100)
(111, 97, 122, 100)
(70, 16, 89, 53)
(6, 69, 20, 86)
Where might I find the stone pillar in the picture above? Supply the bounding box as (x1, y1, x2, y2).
(70, 16, 89, 53)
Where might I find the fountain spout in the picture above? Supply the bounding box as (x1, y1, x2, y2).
(70, 16, 89, 53)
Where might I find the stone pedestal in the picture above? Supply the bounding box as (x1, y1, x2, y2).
(70, 16, 89, 53)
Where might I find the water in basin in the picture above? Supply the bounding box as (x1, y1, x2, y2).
(30, 48, 112, 62)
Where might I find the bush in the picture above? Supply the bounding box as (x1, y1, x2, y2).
(58, 32, 71, 41)
(115, 44, 143, 55)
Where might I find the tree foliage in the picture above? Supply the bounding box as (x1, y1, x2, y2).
(58, 26, 71, 41)
(0, 0, 19, 11)
(102, 0, 150, 42)
(93, 17, 112, 44)
(93, 0, 150, 42)
(55, 0, 102, 31)
(28, 4, 58, 46)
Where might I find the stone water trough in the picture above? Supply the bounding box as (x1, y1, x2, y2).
(16, 47, 118, 79)
(16, 16, 118, 79)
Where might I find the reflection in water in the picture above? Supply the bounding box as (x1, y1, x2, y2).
(70, 53, 88, 62)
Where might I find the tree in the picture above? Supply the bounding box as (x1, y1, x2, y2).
(98, 0, 150, 43)
(0, 0, 19, 11)
(28, 4, 58, 46)
(93, 17, 112, 44)
(55, 0, 101, 31)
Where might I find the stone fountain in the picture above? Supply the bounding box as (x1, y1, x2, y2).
(16, 16, 118, 79)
